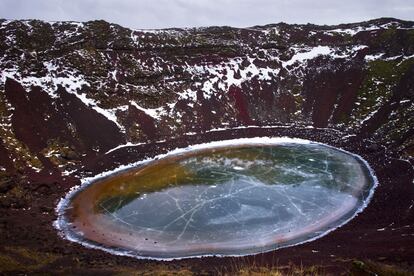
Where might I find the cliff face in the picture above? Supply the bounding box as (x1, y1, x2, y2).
(0, 18, 413, 176)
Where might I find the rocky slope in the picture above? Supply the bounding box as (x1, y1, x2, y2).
(0, 18, 413, 274)
(1, 18, 414, 175)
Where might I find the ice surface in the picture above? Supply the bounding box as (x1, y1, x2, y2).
(57, 141, 376, 259)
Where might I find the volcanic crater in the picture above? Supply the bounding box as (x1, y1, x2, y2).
(0, 17, 413, 274)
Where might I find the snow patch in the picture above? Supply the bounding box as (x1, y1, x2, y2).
(365, 53, 385, 62)
(283, 46, 332, 67)
(130, 101, 165, 119)
(105, 142, 145, 154)
(0, 62, 124, 130)
(185, 56, 280, 99)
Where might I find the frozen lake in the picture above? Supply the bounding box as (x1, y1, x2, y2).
(57, 139, 376, 259)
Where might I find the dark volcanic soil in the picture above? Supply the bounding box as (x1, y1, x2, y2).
(1, 127, 413, 275)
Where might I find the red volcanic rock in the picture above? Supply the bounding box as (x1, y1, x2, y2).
(228, 85, 252, 125)
(302, 62, 365, 127)
(124, 104, 157, 141)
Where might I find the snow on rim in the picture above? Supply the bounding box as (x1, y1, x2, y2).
(54, 136, 379, 261)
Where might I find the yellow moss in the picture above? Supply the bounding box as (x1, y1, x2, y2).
(219, 258, 324, 276)
(7, 246, 57, 263)
(0, 254, 21, 272)
(40, 138, 78, 167)
(0, 247, 60, 273)
(351, 260, 413, 276)
(127, 123, 146, 143)
(85, 263, 195, 276)
(8, 185, 25, 198)
(237, 267, 284, 276)
(351, 58, 414, 126)
(108, 263, 324, 276)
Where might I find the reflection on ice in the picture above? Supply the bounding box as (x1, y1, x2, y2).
(56, 139, 376, 259)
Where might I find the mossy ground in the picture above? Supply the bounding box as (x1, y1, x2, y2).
(351, 58, 413, 125)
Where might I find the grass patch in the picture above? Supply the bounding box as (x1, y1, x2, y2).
(0, 246, 60, 273)
(350, 260, 413, 276)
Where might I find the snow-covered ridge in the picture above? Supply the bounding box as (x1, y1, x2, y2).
(326, 21, 414, 36)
